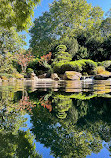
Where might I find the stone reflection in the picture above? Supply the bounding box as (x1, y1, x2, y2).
(0, 84, 42, 158)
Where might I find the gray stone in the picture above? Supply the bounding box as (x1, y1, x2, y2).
(51, 73, 60, 80)
(38, 73, 47, 79)
(31, 72, 38, 80)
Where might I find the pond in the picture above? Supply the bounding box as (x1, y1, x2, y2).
(0, 80, 111, 158)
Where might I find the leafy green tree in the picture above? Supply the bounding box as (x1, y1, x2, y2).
(52, 45, 72, 64)
(0, 27, 26, 54)
(29, 0, 104, 57)
(0, 85, 42, 158)
(29, 12, 57, 56)
(0, 0, 41, 31)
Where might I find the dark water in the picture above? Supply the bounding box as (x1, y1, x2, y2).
(0, 80, 111, 158)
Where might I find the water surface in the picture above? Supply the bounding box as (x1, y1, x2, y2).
(0, 80, 111, 158)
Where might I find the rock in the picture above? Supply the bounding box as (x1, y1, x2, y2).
(51, 73, 60, 80)
(94, 74, 111, 80)
(31, 72, 38, 81)
(38, 73, 47, 79)
(0, 78, 2, 82)
(63, 71, 82, 80)
(107, 78, 111, 81)
(9, 78, 16, 82)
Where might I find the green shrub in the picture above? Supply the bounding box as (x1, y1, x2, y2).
(28, 58, 39, 68)
(13, 73, 24, 79)
(53, 59, 97, 74)
(0, 73, 13, 79)
(98, 60, 111, 72)
(26, 68, 34, 78)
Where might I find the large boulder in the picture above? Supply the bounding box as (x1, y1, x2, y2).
(63, 71, 82, 80)
(51, 73, 60, 80)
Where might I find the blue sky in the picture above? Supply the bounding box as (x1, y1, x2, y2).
(24, 0, 111, 49)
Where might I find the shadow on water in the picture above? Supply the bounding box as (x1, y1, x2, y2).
(0, 80, 111, 158)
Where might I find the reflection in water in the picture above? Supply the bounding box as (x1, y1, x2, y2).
(0, 81, 111, 158)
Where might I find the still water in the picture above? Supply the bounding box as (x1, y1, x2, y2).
(0, 80, 111, 158)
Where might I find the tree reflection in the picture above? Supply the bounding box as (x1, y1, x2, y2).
(0, 85, 42, 158)
(0, 83, 111, 158)
(30, 91, 111, 158)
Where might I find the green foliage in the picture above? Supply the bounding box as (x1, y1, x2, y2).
(53, 94, 72, 119)
(29, 11, 57, 56)
(13, 73, 24, 79)
(53, 59, 97, 74)
(30, 90, 111, 158)
(0, 0, 40, 31)
(0, 73, 13, 79)
(29, 0, 104, 57)
(0, 27, 26, 54)
(52, 45, 72, 66)
(56, 45, 67, 52)
(0, 52, 17, 74)
(75, 46, 88, 59)
(59, 37, 79, 57)
(26, 68, 34, 77)
(28, 58, 39, 68)
(99, 60, 111, 71)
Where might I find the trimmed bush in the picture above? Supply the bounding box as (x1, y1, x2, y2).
(98, 60, 111, 72)
(0, 73, 13, 79)
(56, 45, 67, 52)
(26, 68, 34, 77)
(53, 59, 97, 74)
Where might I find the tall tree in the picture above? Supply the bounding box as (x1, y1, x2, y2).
(0, 0, 41, 31)
(0, 27, 26, 54)
(29, 0, 104, 57)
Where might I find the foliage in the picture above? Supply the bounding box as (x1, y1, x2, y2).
(98, 60, 111, 72)
(26, 68, 34, 77)
(56, 45, 67, 52)
(29, 11, 57, 56)
(15, 51, 34, 73)
(39, 95, 52, 112)
(0, 27, 26, 54)
(52, 45, 72, 66)
(0, 52, 17, 74)
(74, 45, 88, 59)
(53, 94, 72, 119)
(0, 73, 13, 79)
(0, 0, 41, 31)
(13, 73, 24, 79)
(29, 0, 104, 57)
(39, 52, 53, 74)
(53, 59, 97, 74)
(59, 37, 79, 57)
(30, 91, 111, 158)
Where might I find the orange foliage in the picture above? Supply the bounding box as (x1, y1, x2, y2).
(39, 96, 52, 112)
(39, 52, 52, 66)
(19, 96, 36, 113)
